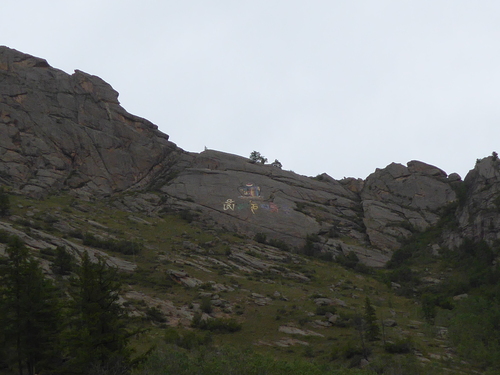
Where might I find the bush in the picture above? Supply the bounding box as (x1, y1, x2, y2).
(336, 251, 364, 271)
(176, 331, 212, 350)
(268, 239, 290, 252)
(302, 234, 320, 257)
(318, 252, 334, 262)
(315, 305, 337, 316)
(146, 306, 167, 323)
(135, 344, 367, 375)
(339, 341, 370, 359)
(179, 210, 196, 223)
(191, 313, 242, 333)
(200, 297, 213, 314)
(449, 297, 500, 368)
(0, 229, 11, 243)
(384, 339, 413, 354)
(254, 233, 267, 244)
(82, 233, 142, 255)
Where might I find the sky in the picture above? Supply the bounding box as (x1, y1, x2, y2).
(2, 1, 500, 180)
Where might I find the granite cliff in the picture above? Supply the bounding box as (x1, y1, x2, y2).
(1, 46, 499, 266)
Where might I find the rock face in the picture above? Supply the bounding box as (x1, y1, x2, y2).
(159, 149, 365, 249)
(4, 46, 500, 266)
(447, 155, 500, 248)
(0, 46, 184, 198)
(361, 161, 458, 251)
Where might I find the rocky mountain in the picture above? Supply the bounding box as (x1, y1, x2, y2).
(1, 45, 499, 267)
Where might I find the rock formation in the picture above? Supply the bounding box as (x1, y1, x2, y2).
(0, 46, 185, 198)
(446, 155, 500, 248)
(360, 160, 458, 251)
(2, 46, 500, 266)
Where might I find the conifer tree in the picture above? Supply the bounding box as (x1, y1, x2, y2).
(364, 297, 380, 341)
(0, 236, 62, 375)
(51, 245, 74, 276)
(0, 187, 10, 216)
(66, 252, 132, 374)
(249, 151, 268, 164)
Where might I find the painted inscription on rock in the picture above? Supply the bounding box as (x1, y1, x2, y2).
(238, 183, 261, 199)
(222, 183, 291, 215)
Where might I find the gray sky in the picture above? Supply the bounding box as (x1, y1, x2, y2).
(3, 1, 500, 180)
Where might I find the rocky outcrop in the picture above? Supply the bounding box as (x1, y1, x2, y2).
(5, 46, 497, 267)
(361, 161, 458, 251)
(159, 149, 365, 249)
(446, 155, 500, 248)
(0, 46, 185, 198)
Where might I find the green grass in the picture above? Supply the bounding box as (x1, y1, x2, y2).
(0, 192, 477, 373)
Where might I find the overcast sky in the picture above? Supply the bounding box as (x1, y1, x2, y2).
(2, 1, 500, 180)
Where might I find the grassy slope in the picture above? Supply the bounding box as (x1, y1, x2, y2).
(2, 192, 477, 374)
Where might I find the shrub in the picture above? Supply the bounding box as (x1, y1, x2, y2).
(271, 159, 282, 169)
(336, 251, 363, 271)
(177, 331, 212, 350)
(146, 306, 167, 323)
(318, 252, 333, 262)
(40, 248, 56, 257)
(384, 339, 413, 354)
(191, 314, 242, 333)
(200, 297, 213, 314)
(254, 233, 267, 244)
(0, 229, 11, 243)
(82, 233, 142, 255)
(315, 305, 337, 316)
(179, 210, 196, 223)
(268, 239, 290, 252)
(340, 341, 369, 359)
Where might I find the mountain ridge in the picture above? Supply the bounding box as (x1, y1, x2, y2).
(1, 45, 499, 267)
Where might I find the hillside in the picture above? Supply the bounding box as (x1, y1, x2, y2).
(1, 46, 500, 374)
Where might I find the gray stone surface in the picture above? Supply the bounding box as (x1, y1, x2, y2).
(361, 161, 457, 251)
(4, 46, 499, 267)
(447, 156, 500, 248)
(0, 46, 184, 198)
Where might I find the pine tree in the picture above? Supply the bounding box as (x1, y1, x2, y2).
(0, 237, 62, 375)
(51, 245, 74, 276)
(364, 297, 380, 341)
(66, 252, 132, 374)
(249, 151, 268, 164)
(271, 159, 282, 169)
(0, 187, 10, 216)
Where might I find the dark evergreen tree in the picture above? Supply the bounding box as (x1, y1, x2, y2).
(0, 187, 10, 216)
(66, 252, 132, 374)
(364, 297, 380, 342)
(51, 245, 74, 276)
(271, 159, 282, 169)
(249, 151, 267, 164)
(0, 237, 62, 375)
